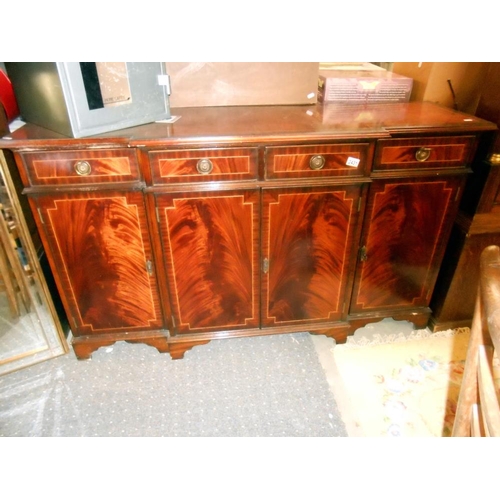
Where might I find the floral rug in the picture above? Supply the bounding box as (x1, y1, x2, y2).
(330, 327, 500, 437)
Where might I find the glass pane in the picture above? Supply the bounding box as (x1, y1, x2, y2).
(0, 151, 68, 375)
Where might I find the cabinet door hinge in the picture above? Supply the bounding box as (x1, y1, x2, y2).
(262, 257, 269, 274)
(455, 186, 462, 202)
(37, 208, 44, 224)
(146, 260, 153, 276)
(156, 206, 160, 223)
(357, 197, 363, 213)
(359, 245, 368, 262)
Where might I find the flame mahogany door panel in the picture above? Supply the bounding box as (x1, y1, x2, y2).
(155, 189, 260, 335)
(262, 185, 362, 327)
(350, 177, 463, 313)
(33, 191, 163, 336)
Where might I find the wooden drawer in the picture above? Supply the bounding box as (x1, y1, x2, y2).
(21, 149, 140, 186)
(148, 147, 258, 184)
(374, 136, 476, 170)
(265, 143, 370, 179)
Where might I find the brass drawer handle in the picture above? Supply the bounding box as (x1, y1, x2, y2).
(489, 153, 500, 164)
(309, 155, 326, 170)
(196, 158, 214, 174)
(415, 147, 432, 162)
(74, 160, 92, 176)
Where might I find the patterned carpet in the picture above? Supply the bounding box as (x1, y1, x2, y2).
(327, 326, 475, 437)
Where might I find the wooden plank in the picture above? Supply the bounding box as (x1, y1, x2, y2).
(471, 404, 483, 437)
(477, 345, 500, 436)
(480, 245, 500, 355)
(452, 292, 482, 436)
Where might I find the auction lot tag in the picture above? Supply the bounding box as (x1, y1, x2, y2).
(346, 157, 360, 167)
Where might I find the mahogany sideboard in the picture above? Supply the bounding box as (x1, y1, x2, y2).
(430, 63, 500, 331)
(0, 102, 496, 359)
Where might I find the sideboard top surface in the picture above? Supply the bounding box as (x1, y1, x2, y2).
(1, 102, 496, 150)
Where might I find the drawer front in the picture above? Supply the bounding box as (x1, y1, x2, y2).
(265, 143, 370, 179)
(149, 148, 258, 184)
(374, 136, 476, 170)
(22, 149, 140, 186)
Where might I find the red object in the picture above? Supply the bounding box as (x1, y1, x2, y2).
(0, 69, 20, 121)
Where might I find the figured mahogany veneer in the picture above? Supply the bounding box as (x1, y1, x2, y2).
(148, 147, 258, 184)
(262, 185, 361, 326)
(0, 102, 496, 359)
(22, 148, 140, 185)
(33, 191, 163, 336)
(156, 189, 260, 334)
(265, 143, 370, 179)
(374, 136, 476, 170)
(351, 177, 463, 312)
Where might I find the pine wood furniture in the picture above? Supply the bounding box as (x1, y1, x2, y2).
(0, 102, 496, 359)
(452, 245, 500, 437)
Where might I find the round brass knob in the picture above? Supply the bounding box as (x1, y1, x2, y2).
(415, 147, 432, 162)
(74, 160, 92, 176)
(489, 153, 500, 164)
(196, 158, 213, 174)
(309, 155, 326, 170)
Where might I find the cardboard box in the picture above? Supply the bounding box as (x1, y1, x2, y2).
(317, 69, 413, 104)
(165, 62, 319, 108)
(319, 62, 386, 72)
(392, 62, 490, 114)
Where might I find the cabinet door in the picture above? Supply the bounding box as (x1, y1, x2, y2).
(156, 190, 260, 335)
(34, 191, 163, 335)
(262, 185, 362, 327)
(350, 177, 463, 313)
